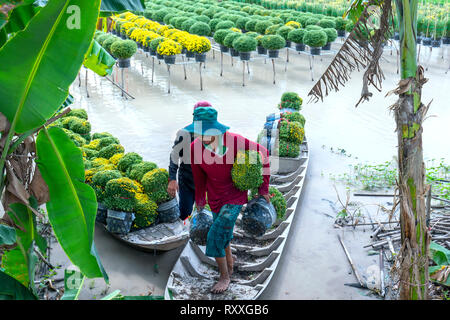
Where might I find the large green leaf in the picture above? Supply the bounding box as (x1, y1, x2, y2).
(0, 270, 37, 300)
(0, 0, 101, 134)
(0, 224, 16, 245)
(35, 127, 108, 282)
(100, 0, 144, 13)
(83, 40, 116, 77)
(0, 202, 45, 287)
(429, 241, 450, 266)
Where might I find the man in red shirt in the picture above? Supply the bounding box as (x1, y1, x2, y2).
(185, 107, 271, 293)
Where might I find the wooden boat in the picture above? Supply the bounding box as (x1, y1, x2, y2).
(97, 218, 190, 252)
(163, 138, 309, 300)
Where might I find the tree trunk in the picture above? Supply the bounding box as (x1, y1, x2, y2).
(394, 0, 430, 300)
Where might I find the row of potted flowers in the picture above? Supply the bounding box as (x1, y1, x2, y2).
(111, 12, 212, 65)
(48, 108, 179, 234)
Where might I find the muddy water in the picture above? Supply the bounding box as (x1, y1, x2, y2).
(61, 41, 449, 299)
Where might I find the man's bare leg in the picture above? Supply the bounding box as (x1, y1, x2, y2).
(225, 245, 236, 276)
(211, 257, 230, 293)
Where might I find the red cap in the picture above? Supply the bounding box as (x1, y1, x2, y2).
(194, 101, 212, 110)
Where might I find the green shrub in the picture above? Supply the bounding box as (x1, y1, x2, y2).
(323, 28, 338, 43)
(68, 117, 91, 135)
(319, 18, 336, 29)
(276, 26, 294, 40)
(92, 170, 122, 202)
(345, 20, 355, 33)
(128, 161, 158, 182)
(209, 18, 221, 31)
(213, 29, 233, 45)
(305, 25, 323, 31)
(103, 36, 121, 53)
(245, 31, 259, 38)
(110, 40, 137, 59)
(236, 17, 250, 30)
(153, 8, 171, 23)
(97, 34, 111, 46)
(181, 18, 197, 32)
(279, 120, 305, 144)
(97, 144, 125, 160)
(215, 20, 235, 30)
(231, 150, 263, 195)
(149, 37, 165, 51)
(62, 128, 86, 147)
(163, 13, 177, 25)
(245, 19, 259, 32)
(282, 112, 306, 127)
(265, 24, 282, 35)
(334, 17, 347, 31)
(232, 35, 257, 52)
(278, 92, 303, 110)
(268, 186, 286, 219)
(104, 177, 139, 212)
(92, 132, 113, 140)
(174, 16, 189, 29)
(197, 15, 211, 24)
(288, 28, 306, 44)
(278, 140, 300, 158)
(260, 35, 286, 50)
(141, 168, 171, 204)
(82, 147, 98, 160)
(305, 17, 320, 26)
(67, 109, 88, 120)
(189, 22, 211, 36)
(303, 29, 328, 47)
(133, 193, 158, 229)
(117, 152, 143, 173)
(255, 20, 273, 34)
(223, 32, 242, 48)
(98, 136, 120, 149)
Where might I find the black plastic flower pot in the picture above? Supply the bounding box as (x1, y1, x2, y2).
(182, 48, 187, 54)
(338, 30, 345, 37)
(186, 50, 195, 58)
(195, 53, 207, 62)
(220, 44, 229, 53)
(239, 51, 251, 61)
(156, 52, 164, 60)
(157, 198, 180, 223)
(422, 37, 431, 46)
(257, 46, 267, 55)
(241, 29, 247, 33)
(164, 55, 176, 64)
(295, 43, 305, 51)
(96, 203, 108, 225)
(230, 48, 240, 57)
(268, 49, 279, 58)
(443, 37, 450, 45)
(118, 58, 130, 68)
(394, 32, 399, 40)
(322, 42, 331, 50)
(431, 39, 441, 48)
(285, 40, 291, 48)
(416, 36, 422, 44)
(150, 48, 157, 56)
(310, 47, 321, 55)
(143, 46, 150, 52)
(120, 34, 126, 40)
(106, 209, 135, 235)
(111, 29, 117, 35)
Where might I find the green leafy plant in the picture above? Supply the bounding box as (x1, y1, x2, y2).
(215, 20, 235, 30)
(255, 20, 274, 34)
(149, 37, 165, 52)
(323, 27, 338, 43)
(181, 18, 197, 32)
(117, 152, 143, 173)
(245, 19, 259, 32)
(265, 24, 282, 35)
(133, 193, 158, 229)
(282, 112, 306, 127)
(288, 28, 307, 44)
(334, 17, 347, 31)
(303, 29, 328, 47)
(278, 140, 300, 158)
(110, 39, 137, 59)
(209, 18, 222, 32)
(92, 170, 122, 202)
(279, 120, 305, 144)
(236, 17, 250, 30)
(231, 150, 263, 195)
(268, 186, 286, 219)
(97, 144, 125, 160)
(232, 35, 257, 52)
(141, 168, 172, 204)
(260, 34, 286, 50)
(128, 161, 158, 182)
(278, 92, 303, 110)
(223, 32, 242, 48)
(189, 22, 211, 37)
(276, 25, 294, 40)
(104, 177, 139, 212)
(318, 18, 336, 29)
(213, 29, 233, 45)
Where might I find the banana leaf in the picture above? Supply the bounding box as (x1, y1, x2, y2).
(0, 202, 46, 287)
(35, 127, 108, 282)
(83, 40, 116, 76)
(0, 224, 16, 245)
(0, 0, 101, 134)
(0, 270, 37, 300)
(60, 268, 85, 300)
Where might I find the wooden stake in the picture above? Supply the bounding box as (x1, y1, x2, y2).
(338, 234, 365, 287)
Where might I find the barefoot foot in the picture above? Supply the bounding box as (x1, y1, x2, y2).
(211, 276, 230, 294)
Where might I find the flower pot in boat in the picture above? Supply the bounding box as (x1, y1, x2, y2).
(96, 202, 108, 224)
(189, 209, 213, 246)
(242, 197, 277, 237)
(157, 198, 180, 223)
(106, 209, 135, 234)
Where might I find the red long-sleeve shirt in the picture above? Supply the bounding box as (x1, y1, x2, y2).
(190, 131, 270, 214)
